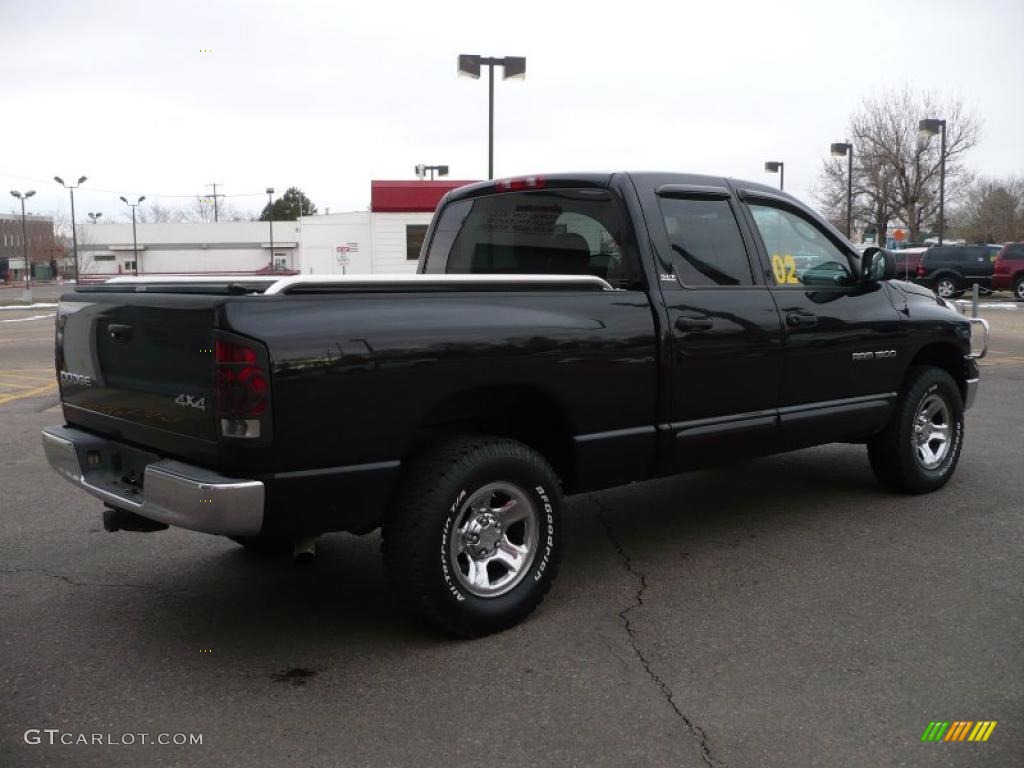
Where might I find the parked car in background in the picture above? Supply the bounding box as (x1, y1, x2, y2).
(992, 242, 1024, 300)
(891, 247, 927, 281)
(916, 244, 995, 298)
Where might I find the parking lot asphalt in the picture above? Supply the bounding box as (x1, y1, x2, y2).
(0, 300, 1021, 767)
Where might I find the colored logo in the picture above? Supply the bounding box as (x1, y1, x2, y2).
(921, 721, 997, 742)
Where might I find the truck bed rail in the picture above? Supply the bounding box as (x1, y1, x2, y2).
(83, 273, 616, 295)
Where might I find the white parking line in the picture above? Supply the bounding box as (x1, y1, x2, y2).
(0, 313, 56, 324)
(952, 301, 1021, 311)
(0, 303, 60, 311)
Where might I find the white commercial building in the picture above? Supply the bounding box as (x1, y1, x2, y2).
(79, 220, 300, 280)
(77, 180, 475, 281)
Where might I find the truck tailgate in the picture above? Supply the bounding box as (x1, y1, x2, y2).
(57, 296, 218, 448)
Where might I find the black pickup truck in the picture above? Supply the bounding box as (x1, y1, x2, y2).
(42, 172, 989, 636)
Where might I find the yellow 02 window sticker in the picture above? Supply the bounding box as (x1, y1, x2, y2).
(771, 253, 800, 285)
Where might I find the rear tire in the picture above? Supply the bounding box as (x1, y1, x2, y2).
(382, 436, 562, 637)
(1014, 276, 1024, 302)
(867, 366, 964, 494)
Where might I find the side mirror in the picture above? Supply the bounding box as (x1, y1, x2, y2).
(861, 247, 896, 283)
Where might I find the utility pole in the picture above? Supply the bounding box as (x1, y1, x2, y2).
(205, 182, 224, 222)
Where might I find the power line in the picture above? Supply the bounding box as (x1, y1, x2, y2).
(0, 170, 269, 198)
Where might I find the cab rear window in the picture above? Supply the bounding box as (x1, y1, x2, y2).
(423, 189, 642, 288)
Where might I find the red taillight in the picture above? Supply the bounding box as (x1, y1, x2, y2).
(917, 263, 926, 277)
(215, 339, 258, 364)
(496, 176, 546, 192)
(214, 338, 268, 425)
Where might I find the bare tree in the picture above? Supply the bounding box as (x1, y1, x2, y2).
(123, 198, 252, 224)
(815, 88, 981, 244)
(181, 195, 250, 223)
(952, 176, 1024, 243)
(133, 200, 186, 224)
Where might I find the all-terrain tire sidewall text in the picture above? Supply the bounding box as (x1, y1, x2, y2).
(383, 437, 563, 637)
(438, 470, 558, 611)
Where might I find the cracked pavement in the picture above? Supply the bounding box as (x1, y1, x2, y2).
(594, 496, 722, 767)
(1, 311, 1022, 767)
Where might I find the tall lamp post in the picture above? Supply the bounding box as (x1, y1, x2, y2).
(918, 118, 947, 245)
(265, 187, 275, 272)
(457, 54, 526, 180)
(830, 141, 854, 239)
(9, 189, 36, 302)
(415, 164, 450, 181)
(764, 161, 785, 190)
(54, 175, 87, 282)
(119, 195, 145, 275)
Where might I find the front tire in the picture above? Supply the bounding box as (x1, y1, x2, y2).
(1014, 276, 1024, 302)
(867, 366, 964, 494)
(383, 437, 562, 637)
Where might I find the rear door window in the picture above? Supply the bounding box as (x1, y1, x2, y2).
(424, 189, 642, 287)
(1006, 244, 1024, 259)
(657, 198, 754, 287)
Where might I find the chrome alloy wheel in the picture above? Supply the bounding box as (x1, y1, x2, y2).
(935, 278, 956, 298)
(913, 393, 952, 470)
(449, 482, 539, 598)
(1015, 280, 1024, 301)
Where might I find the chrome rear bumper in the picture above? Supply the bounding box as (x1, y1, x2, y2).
(41, 426, 264, 536)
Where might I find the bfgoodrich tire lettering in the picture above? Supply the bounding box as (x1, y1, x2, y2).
(867, 366, 964, 494)
(383, 437, 562, 637)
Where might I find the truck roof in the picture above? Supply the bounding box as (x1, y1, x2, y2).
(445, 171, 802, 205)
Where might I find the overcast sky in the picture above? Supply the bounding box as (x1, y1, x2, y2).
(2, 0, 1022, 223)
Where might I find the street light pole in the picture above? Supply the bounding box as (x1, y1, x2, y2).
(87, 212, 103, 224)
(830, 142, 854, 239)
(415, 164, 450, 181)
(10, 190, 36, 302)
(764, 161, 784, 190)
(457, 55, 526, 180)
(488, 63, 494, 179)
(119, 195, 146, 275)
(266, 188, 275, 271)
(919, 118, 947, 245)
(54, 175, 87, 282)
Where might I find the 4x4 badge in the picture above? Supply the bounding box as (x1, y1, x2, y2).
(175, 394, 207, 411)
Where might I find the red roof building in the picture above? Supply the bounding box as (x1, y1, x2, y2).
(370, 180, 479, 213)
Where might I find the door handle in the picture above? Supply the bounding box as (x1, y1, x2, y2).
(675, 315, 714, 332)
(786, 311, 818, 328)
(108, 324, 133, 343)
